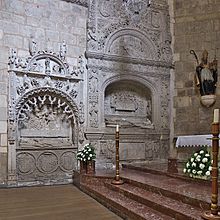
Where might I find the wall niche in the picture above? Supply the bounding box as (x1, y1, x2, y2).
(104, 80, 153, 129)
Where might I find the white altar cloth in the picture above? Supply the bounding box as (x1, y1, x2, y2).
(176, 134, 212, 147)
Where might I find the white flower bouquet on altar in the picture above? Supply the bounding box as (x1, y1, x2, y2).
(183, 148, 212, 179)
(77, 143, 96, 162)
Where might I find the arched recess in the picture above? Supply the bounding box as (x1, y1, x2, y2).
(13, 87, 79, 185)
(100, 74, 160, 128)
(105, 28, 158, 60)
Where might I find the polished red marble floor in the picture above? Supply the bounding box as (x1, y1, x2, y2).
(93, 162, 218, 206)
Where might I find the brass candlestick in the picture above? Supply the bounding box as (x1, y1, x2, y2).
(202, 122, 220, 220)
(112, 128, 124, 185)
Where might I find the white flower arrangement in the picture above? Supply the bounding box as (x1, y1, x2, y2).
(77, 143, 96, 162)
(183, 148, 211, 179)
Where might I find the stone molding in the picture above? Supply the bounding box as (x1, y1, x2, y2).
(62, 0, 88, 7)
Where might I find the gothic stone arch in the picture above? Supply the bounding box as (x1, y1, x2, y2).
(101, 74, 160, 129)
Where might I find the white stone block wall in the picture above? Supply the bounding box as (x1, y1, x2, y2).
(0, 0, 87, 184)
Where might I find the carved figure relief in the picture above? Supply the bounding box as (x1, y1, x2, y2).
(108, 35, 155, 59)
(89, 101, 98, 128)
(89, 69, 99, 92)
(123, 0, 151, 16)
(104, 81, 153, 128)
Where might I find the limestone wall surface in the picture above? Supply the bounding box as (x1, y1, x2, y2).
(173, 0, 220, 136)
(0, 0, 87, 184)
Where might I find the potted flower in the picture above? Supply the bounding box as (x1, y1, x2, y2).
(77, 143, 96, 174)
(183, 148, 212, 180)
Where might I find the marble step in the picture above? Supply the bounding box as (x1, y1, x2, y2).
(81, 183, 174, 220)
(105, 181, 203, 220)
(120, 168, 212, 210)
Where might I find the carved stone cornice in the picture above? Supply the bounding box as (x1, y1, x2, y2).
(8, 69, 83, 83)
(85, 51, 173, 69)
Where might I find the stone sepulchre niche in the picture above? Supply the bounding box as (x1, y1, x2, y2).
(7, 40, 85, 186)
(104, 80, 153, 128)
(17, 92, 76, 182)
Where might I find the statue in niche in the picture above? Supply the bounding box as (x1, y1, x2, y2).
(8, 49, 17, 68)
(161, 40, 172, 61)
(89, 70, 98, 92)
(87, 27, 97, 42)
(89, 102, 98, 127)
(52, 64, 61, 75)
(45, 58, 51, 75)
(23, 74, 32, 90)
(60, 40, 67, 61)
(43, 76, 53, 87)
(29, 38, 37, 56)
(191, 50, 218, 96)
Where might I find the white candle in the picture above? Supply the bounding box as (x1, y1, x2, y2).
(213, 109, 219, 123)
(116, 124, 119, 132)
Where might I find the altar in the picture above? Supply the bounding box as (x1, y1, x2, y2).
(175, 134, 212, 147)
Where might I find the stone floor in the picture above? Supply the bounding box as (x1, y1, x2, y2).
(0, 185, 122, 220)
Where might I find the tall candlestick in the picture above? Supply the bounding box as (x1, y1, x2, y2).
(202, 122, 220, 219)
(213, 109, 219, 123)
(112, 124, 124, 185)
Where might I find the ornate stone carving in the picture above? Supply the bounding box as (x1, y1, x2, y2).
(87, 0, 172, 63)
(17, 153, 36, 175)
(108, 34, 156, 60)
(104, 81, 153, 128)
(8, 41, 84, 185)
(123, 0, 151, 17)
(37, 152, 59, 173)
(89, 101, 98, 128)
(89, 69, 98, 92)
(100, 140, 115, 161)
(60, 151, 76, 171)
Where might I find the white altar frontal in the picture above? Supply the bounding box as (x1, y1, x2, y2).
(175, 135, 212, 147)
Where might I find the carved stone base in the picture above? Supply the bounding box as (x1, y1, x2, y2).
(200, 95, 216, 107)
(80, 161, 87, 174)
(167, 158, 178, 174)
(202, 211, 220, 220)
(7, 174, 17, 187)
(87, 160, 95, 175)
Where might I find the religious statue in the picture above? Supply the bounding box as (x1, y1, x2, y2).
(59, 40, 67, 61)
(29, 38, 37, 56)
(191, 49, 218, 96)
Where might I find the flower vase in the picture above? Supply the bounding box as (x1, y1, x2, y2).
(80, 161, 87, 174)
(87, 160, 95, 174)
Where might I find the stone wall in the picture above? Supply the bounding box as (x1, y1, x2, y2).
(0, 0, 87, 185)
(173, 0, 220, 136)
